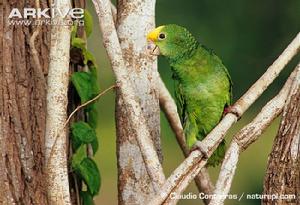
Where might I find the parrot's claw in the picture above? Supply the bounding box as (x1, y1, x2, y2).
(191, 141, 209, 159)
(223, 105, 242, 120)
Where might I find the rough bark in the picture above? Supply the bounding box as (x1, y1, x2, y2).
(0, 0, 50, 204)
(263, 68, 300, 205)
(115, 1, 162, 204)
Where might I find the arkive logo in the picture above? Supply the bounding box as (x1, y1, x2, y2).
(8, 3, 84, 26)
(8, 8, 84, 19)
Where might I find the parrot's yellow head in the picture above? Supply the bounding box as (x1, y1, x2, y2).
(146, 24, 198, 60)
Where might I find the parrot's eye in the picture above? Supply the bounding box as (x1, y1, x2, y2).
(158, 33, 166, 40)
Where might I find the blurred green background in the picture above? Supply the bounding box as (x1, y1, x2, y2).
(86, 0, 300, 204)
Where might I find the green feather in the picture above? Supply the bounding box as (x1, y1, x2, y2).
(152, 24, 232, 166)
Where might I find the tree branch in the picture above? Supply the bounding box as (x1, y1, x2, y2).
(158, 77, 214, 205)
(44, 0, 72, 204)
(110, 1, 117, 23)
(147, 32, 300, 205)
(91, 0, 165, 192)
(209, 63, 299, 205)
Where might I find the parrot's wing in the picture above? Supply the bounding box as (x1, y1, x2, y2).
(174, 80, 187, 124)
(202, 45, 233, 105)
(174, 80, 199, 148)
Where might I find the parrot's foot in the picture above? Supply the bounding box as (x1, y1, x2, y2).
(223, 105, 242, 120)
(191, 141, 209, 159)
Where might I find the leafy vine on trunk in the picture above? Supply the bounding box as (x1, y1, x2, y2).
(69, 8, 101, 205)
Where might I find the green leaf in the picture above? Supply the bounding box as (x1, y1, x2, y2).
(90, 67, 100, 95)
(71, 144, 87, 169)
(83, 49, 97, 66)
(91, 138, 99, 154)
(71, 121, 97, 144)
(71, 72, 93, 103)
(81, 191, 94, 205)
(72, 37, 86, 50)
(71, 24, 78, 41)
(71, 131, 82, 151)
(89, 65, 98, 77)
(84, 9, 93, 38)
(76, 158, 101, 196)
(87, 104, 98, 129)
(85, 68, 99, 128)
(71, 39, 97, 67)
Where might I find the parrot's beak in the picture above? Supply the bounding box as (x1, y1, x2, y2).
(146, 26, 164, 56)
(147, 41, 160, 56)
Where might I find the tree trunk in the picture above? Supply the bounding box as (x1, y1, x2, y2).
(44, 0, 72, 203)
(115, 0, 161, 204)
(263, 69, 300, 205)
(0, 0, 50, 204)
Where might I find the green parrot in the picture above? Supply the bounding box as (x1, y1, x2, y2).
(147, 24, 233, 166)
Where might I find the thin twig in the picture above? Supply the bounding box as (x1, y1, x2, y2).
(64, 84, 116, 128)
(47, 85, 116, 171)
(147, 32, 300, 205)
(209, 64, 299, 205)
